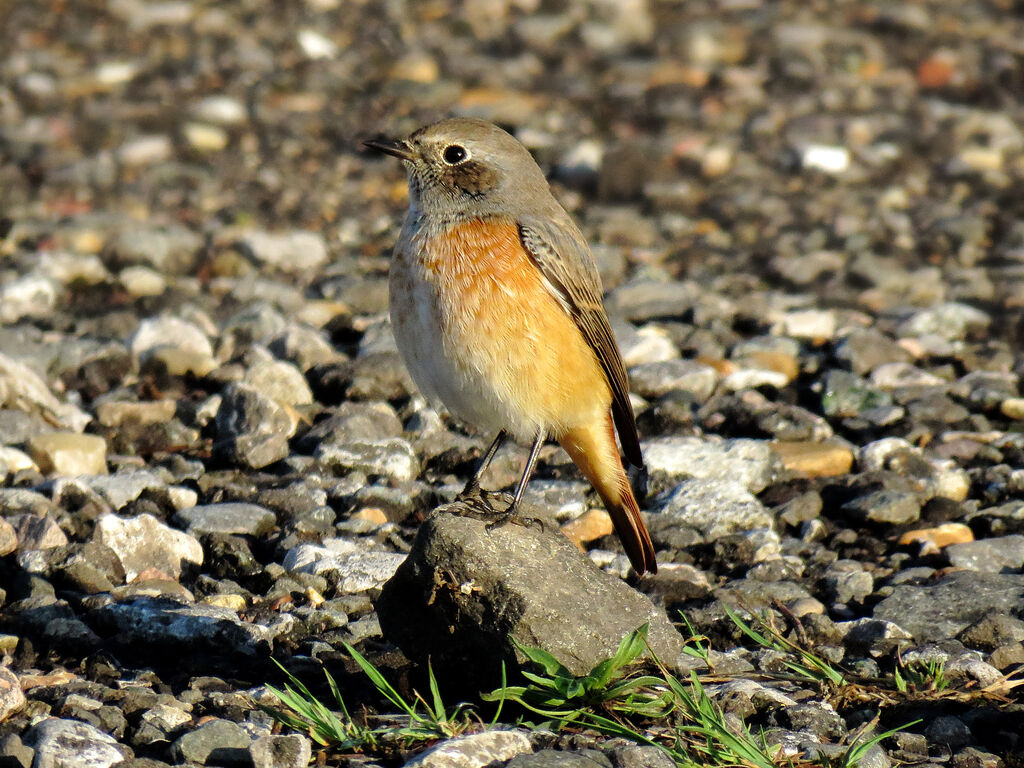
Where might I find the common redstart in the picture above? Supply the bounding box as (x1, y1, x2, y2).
(365, 118, 656, 575)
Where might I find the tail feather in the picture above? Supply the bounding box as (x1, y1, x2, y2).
(558, 416, 657, 575)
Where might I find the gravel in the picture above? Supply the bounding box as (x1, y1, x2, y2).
(2, 0, 1023, 765)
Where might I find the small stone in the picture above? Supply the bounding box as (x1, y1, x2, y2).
(26, 718, 126, 768)
(285, 547, 406, 593)
(130, 316, 213, 360)
(777, 309, 837, 340)
(0, 447, 37, 474)
(628, 360, 719, 401)
(242, 352, 313, 407)
(0, 275, 57, 324)
(27, 433, 107, 476)
(0, 519, 17, 556)
(561, 509, 614, 549)
(240, 230, 329, 272)
(215, 383, 295, 469)
(10, 514, 68, 551)
(150, 348, 218, 377)
(118, 266, 167, 297)
(170, 718, 251, 765)
(800, 145, 850, 174)
(650, 478, 774, 541)
(842, 489, 921, 525)
(350, 508, 388, 526)
(316, 438, 420, 483)
(642, 437, 777, 494)
(95, 400, 176, 428)
(174, 503, 277, 537)
(0, 353, 91, 432)
(946, 536, 1024, 573)
(183, 122, 228, 152)
(898, 523, 974, 550)
(899, 302, 991, 341)
(96, 513, 203, 581)
(404, 730, 533, 768)
(0, 666, 26, 722)
(250, 734, 312, 768)
(1001, 398, 1024, 420)
(772, 442, 853, 477)
(201, 594, 247, 613)
(924, 715, 971, 748)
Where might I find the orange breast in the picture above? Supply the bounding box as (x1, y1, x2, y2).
(419, 217, 611, 434)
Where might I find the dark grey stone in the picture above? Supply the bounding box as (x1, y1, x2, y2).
(874, 572, 1024, 642)
(376, 504, 683, 687)
(170, 719, 251, 765)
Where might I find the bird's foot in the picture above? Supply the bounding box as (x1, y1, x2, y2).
(485, 501, 545, 532)
(453, 487, 500, 518)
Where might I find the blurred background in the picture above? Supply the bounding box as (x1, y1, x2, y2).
(2, 0, 1023, 345)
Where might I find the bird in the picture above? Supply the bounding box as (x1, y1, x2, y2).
(364, 117, 657, 575)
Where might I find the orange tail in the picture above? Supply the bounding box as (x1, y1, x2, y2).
(558, 415, 657, 575)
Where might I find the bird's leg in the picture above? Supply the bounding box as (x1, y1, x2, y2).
(487, 430, 545, 531)
(458, 429, 507, 500)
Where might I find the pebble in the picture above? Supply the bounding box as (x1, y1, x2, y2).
(315, 438, 420, 483)
(27, 433, 107, 476)
(130, 316, 213, 361)
(96, 513, 203, 581)
(170, 718, 251, 765)
(0, 666, 26, 722)
(560, 509, 614, 548)
(174, 503, 277, 537)
(898, 523, 974, 550)
(771, 442, 854, 477)
(25, 718, 127, 768)
(651, 477, 774, 541)
(642, 437, 777, 494)
(404, 730, 533, 768)
(946, 535, 1024, 573)
(240, 231, 329, 272)
(249, 734, 312, 768)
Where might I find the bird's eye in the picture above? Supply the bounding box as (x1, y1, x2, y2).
(442, 145, 469, 165)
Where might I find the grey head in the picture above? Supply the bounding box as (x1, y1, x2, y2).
(364, 118, 557, 219)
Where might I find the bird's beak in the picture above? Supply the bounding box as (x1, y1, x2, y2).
(363, 137, 416, 161)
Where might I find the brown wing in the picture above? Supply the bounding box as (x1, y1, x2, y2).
(517, 215, 644, 471)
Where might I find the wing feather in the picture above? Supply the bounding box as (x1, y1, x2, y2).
(517, 216, 644, 470)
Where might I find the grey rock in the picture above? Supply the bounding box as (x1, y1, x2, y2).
(0, 733, 34, 768)
(296, 401, 403, 453)
(91, 596, 275, 654)
(507, 749, 612, 767)
(8, 513, 67, 551)
(824, 561, 874, 605)
(175, 503, 277, 537)
(285, 544, 405, 593)
(242, 348, 313, 407)
(842, 489, 921, 525)
(109, 222, 201, 273)
(25, 718, 127, 768)
(0, 353, 91, 432)
(240, 230, 328, 272)
(130, 316, 213, 359)
(315, 438, 419, 483)
(170, 718, 251, 765)
(79, 471, 167, 511)
(839, 618, 914, 656)
(249, 734, 311, 768)
(924, 715, 972, 748)
(377, 505, 684, 686)
(404, 730, 532, 767)
(628, 359, 719, 401)
(899, 301, 991, 341)
(609, 745, 677, 768)
(820, 370, 892, 418)
(605, 280, 699, 322)
(96, 513, 203, 580)
(874, 572, 1024, 642)
(215, 383, 295, 469)
(946, 535, 1024, 573)
(834, 328, 912, 376)
(641, 437, 777, 494)
(132, 703, 193, 747)
(267, 324, 341, 372)
(958, 614, 1024, 651)
(649, 478, 774, 541)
